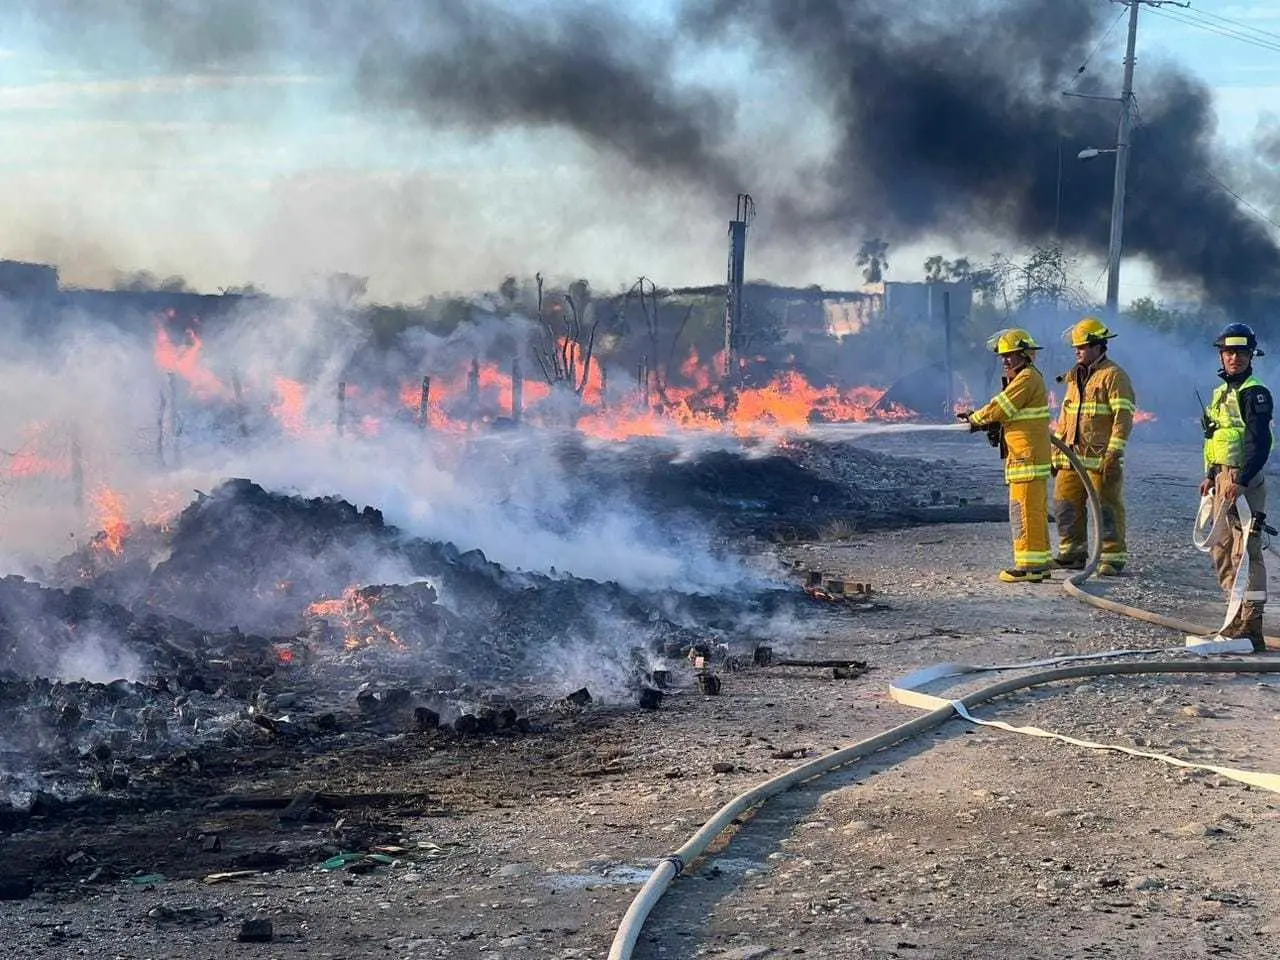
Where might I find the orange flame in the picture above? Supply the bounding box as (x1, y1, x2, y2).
(1, 422, 72, 478)
(390, 347, 925, 441)
(271, 377, 308, 437)
(305, 585, 404, 650)
(90, 486, 130, 556)
(154, 328, 228, 399)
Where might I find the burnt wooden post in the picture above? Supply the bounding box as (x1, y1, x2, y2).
(167, 373, 181, 468)
(511, 357, 523, 425)
(156, 389, 167, 467)
(70, 423, 84, 514)
(467, 357, 480, 427)
(599, 364, 607, 411)
(336, 381, 347, 437)
(231, 373, 250, 438)
(418, 376, 431, 429)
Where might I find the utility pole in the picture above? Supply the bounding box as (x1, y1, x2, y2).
(1104, 1, 1140, 323)
(1104, 0, 1188, 323)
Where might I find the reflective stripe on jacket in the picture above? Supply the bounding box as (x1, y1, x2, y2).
(1052, 356, 1136, 470)
(970, 364, 1052, 484)
(1204, 374, 1266, 471)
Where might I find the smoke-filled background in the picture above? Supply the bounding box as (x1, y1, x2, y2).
(2, 0, 1279, 312)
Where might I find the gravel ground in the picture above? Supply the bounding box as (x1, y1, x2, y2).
(4, 431, 1280, 960)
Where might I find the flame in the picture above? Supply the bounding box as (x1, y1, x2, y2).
(385, 345, 919, 441)
(398, 365, 552, 431)
(1134, 409, 1157, 423)
(90, 486, 131, 556)
(154, 327, 228, 399)
(1, 422, 72, 478)
(950, 385, 975, 416)
(271, 377, 308, 437)
(305, 585, 404, 650)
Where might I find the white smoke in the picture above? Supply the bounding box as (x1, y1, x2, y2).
(53, 628, 144, 683)
(0, 295, 766, 597)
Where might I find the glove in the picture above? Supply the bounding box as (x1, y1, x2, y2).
(1100, 451, 1122, 481)
(985, 423, 1002, 447)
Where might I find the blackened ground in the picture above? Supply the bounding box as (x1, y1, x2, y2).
(556, 433, 1007, 541)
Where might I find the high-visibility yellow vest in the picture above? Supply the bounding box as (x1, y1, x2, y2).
(1204, 374, 1267, 470)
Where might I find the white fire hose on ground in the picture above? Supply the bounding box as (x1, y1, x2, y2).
(606, 431, 1280, 960)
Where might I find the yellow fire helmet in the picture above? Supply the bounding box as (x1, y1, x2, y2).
(986, 328, 1042, 356)
(1062, 316, 1117, 348)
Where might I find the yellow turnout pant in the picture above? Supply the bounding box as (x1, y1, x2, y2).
(1009, 478, 1051, 570)
(1054, 463, 1127, 566)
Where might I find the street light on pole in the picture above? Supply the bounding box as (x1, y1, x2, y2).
(1102, 0, 1142, 325)
(1063, 2, 1190, 321)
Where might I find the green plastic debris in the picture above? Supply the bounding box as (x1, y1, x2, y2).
(320, 853, 365, 870)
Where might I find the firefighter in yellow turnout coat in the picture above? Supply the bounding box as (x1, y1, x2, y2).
(1051, 317, 1137, 576)
(962, 329, 1054, 583)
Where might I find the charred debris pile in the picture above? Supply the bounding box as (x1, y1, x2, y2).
(0, 437, 998, 819)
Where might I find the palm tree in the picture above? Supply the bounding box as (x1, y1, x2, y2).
(856, 238, 890, 284)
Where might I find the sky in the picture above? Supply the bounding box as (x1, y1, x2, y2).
(0, 0, 1278, 304)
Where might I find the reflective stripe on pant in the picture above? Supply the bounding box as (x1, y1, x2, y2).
(1009, 478, 1051, 570)
(1053, 461, 1127, 564)
(1210, 470, 1266, 636)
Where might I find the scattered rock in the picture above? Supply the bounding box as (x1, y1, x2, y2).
(1180, 704, 1219, 719)
(236, 918, 273, 943)
(1126, 875, 1164, 892)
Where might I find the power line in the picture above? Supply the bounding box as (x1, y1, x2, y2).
(1184, 5, 1280, 46)
(1171, 7, 1280, 52)
(1148, 6, 1280, 55)
(1198, 169, 1280, 234)
(1126, 93, 1280, 235)
(1067, 6, 1129, 88)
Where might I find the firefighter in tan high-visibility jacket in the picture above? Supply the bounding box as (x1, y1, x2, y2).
(959, 328, 1054, 583)
(1051, 317, 1137, 576)
(1200, 322, 1272, 651)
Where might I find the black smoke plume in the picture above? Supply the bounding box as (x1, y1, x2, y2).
(18, 0, 1280, 314)
(685, 0, 1280, 314)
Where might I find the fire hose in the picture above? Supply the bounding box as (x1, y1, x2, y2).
(606, 431, 1280, 960)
